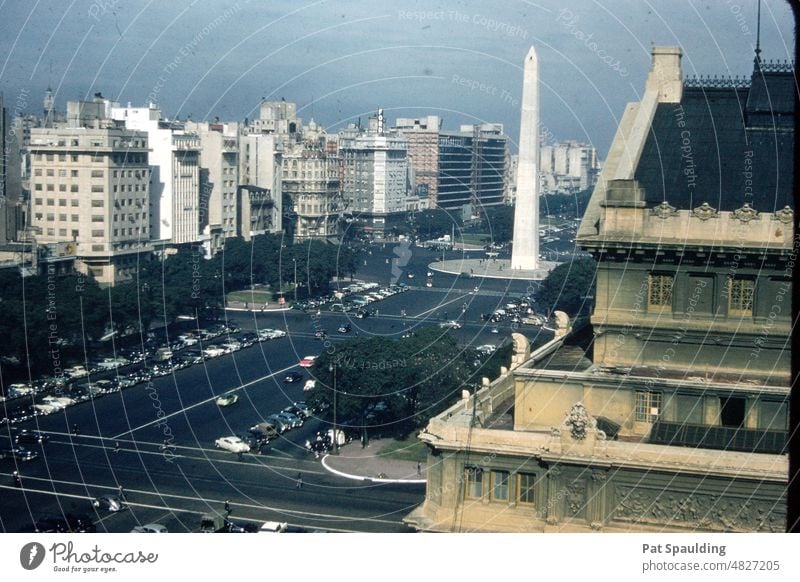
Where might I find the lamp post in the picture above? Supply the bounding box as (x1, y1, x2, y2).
(329, 362, 338, 454)
(293, 258, 297, 302)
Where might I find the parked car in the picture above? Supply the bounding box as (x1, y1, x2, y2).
(216, 392, 239, 407)
(293, 401, 313, 416)
(131, 523, 168, 533)
(259, 521, 289, 533)
(92, 494, 127, 512)
(14, 429, 49, 445)
(35, 513, 96, 533)
(438, 320, 462, 330)
(277, 412, 303, 428)
(1, 446, 39, 461)
(214, 436, 250, 454)
(249, 422, 279, 441)
(265, 415, 289, 433)
(337, 323, 351, 333)
(284, 371, 304, 383)
(303, 379, 316, 392)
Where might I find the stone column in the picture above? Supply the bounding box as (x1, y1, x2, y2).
(544, 465, 562, 526)
(588, 470, 609, 530)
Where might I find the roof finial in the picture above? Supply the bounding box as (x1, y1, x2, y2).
(754, 0, 762, 68)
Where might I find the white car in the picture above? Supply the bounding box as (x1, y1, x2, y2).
(439, 320, 462, 330)
(214, 436, 250, 454)
(131, 523, 168, 533)
(259, 521, 288, 533)
(303, 379, 316, 392)
(476, 344, 497, 355)
(216, 392, 239, 407)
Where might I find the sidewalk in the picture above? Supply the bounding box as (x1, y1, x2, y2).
(320, 438, 427, 484)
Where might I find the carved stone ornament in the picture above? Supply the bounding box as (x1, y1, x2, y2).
(613, 486, 785, 532)
(732, 203, 760, 223)
(565, 402, 591, 441)
(650, 201, 678, 219)
(691, 202, 719, 221)
(773, 206, 794, 224)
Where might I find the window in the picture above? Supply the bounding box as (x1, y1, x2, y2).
(91, 199, 104, 208)
(648, 273, 673, 306)
(59, 184, 66, 192)
(517, 473, 536, 505)
(58, 198, 66, 206)
(35, 183, 42, 191)
(491, 470, 509, 501)
(34, 198, 42, 205)
(635, 391, 662, 423)
(46, 184, 54, 191)
(91, 170, 104, 178)
(45, 169, 53, 177)
(465, 467, 484, 499)
(71, 139, 79, 147)
(91, 216, 104, 223)
(58, 214, 66, 221)
(91, 229, 104, 237)
(71, 155, 79, 162)
(91, 185, 104, 193)
(58, 169, 67, 177)
(46, 199, 54, 206)
(71, 199, 79, 207)
(71, 215, 79, 222)
(34, 169, 42, 176)
(71, 185, 79, 193)
(728, 277, 754, 316)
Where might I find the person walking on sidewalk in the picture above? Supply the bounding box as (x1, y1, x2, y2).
(417, 461, 422, 476)
(12, 470, 20, 488)
(296, 472, 303, 489)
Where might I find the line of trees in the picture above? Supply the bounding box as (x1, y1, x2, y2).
(0, 234, 361, 379)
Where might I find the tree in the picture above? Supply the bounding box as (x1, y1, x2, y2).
(482, 205, 514, 243)
(537, 257, 597, 317)
(307, 327, 474, 437)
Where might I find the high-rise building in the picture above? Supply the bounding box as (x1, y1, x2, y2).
(393, 116, 441, 205)
(406, 47, 791, 533)
(111, 104, 201, 248)
(238, 132, 282, 240)
(185, 120, 240, 256)
(28, 120, 151, 286)
(282, 120, 341, 240)
(437, 123, 507, 213)
(339, 111, 410, 237)
(1, 93, 24, 243)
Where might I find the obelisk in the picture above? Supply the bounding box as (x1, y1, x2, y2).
(511, 47, 539, 271)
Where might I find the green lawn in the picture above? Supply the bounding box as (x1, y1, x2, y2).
(227, 289, 272, 304)
(376, 437, 428, 462)
(459, 233, 489, 245)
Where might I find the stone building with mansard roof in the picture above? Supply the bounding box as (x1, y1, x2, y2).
(404, 47, 791, 533)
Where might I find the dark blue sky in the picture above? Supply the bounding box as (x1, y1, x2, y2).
(0, 0, 793, 156)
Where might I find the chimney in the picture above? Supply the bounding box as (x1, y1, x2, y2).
(646, 46, 682, 103)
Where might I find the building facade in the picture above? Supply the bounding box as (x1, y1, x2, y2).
(339, 112, 410, 236)
(405, 47, 791, 533)
(28, 124, 151, 285)
(393, 116, 441, 205)
(540, 141, 599, 194)
(185, 120, 240, 256)
(437, 124, 507, 213)
(111, 105, 201, 247)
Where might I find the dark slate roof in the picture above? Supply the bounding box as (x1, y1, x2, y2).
(634, 67, 794, 212)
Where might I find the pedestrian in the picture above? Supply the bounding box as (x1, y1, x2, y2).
(113, 441, 120, 453)
(12, 470, 20, 487)
(72, 423, 80, 436)
(417, 461, 422, 476)
(224, 500, 231, 515)
(296, 472, 303, 489)
(118, 485, 126, 501)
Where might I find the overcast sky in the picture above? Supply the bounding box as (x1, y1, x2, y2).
(0, 0, 794, 156)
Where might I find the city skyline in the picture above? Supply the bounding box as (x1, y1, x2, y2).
(0, 1, 794, 157)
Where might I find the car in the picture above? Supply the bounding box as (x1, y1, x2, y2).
(283, 405, 307, 420)
(249, 422, 279, 441)
(15, 429, 50, 445)
(92, 494, 127, 512)
(131, 523, 168, 533)
(303, 379, 316, 392)
(259, 521, 289, 533)
(490, 327, 500, 334)
(293, 401, 313, 417)
(214, 436, 251, 454)
(277, 412, 303, 428)
(438, 320, 462, 330)
(314, 329, 328, 339)
(476, 344, 497, 355)
(284, 371, 304, 383)
(337, 323, 351, 333)
(299, 356, 316, 368)
(1, 446, 39, 461)
(216, 392, 239, 407)
(265, 414, 290, 433)
(35, 513, 96, 533)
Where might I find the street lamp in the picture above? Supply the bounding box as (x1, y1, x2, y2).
(329, 362, 338, 455)
(293, 258, 297, 302)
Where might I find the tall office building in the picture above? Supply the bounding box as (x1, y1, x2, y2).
(437, 123, 507, 214)
(540, 141, 599, 193)
(28, 113, 151, 285)
(111, 104, 201, 247)
(1, 93, 24, 243)
(238, 131, 283, 240)
(185, 120, 240, 256)
(339, 110, 410, 237)
(393, 116, 441, 205)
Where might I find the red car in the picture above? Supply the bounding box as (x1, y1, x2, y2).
(299, 356, 317, 368)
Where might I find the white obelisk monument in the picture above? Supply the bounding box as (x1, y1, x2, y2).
(511, 47, 539, 271)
